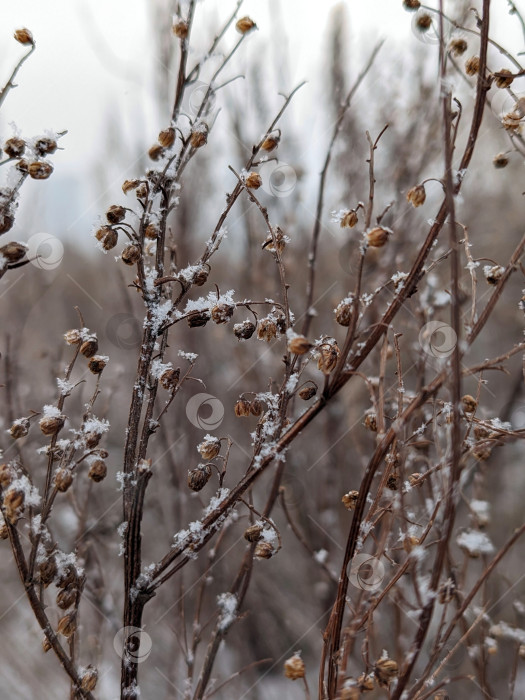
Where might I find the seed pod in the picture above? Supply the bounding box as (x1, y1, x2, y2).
(0, 524, 8, 539)
(494, 68, 514, 89)
(14, 28, 33, 44)
(335, 301, 353, 327)
(234, 320, 256, 340)
(364, 412, 377, 432)
(160, 368, 180, 391)
(284, 654, 305, 680)
(54, 468, 73, 493)
(148, 143, 164, 160)
(387, 472, 399, 490)
(438, 577, 456, 604)
(340, 685, 359, 700)
(100, 228, 118, 251)
(122, 179, 140, 194)
(40, 413, 65, 436)
(287, 336, 312, 355)
(198, 437, 221, 460)
(403, 534, 420, 552)
(57, 613, 76, 638)
(84, 432, 101, 449)
(0, 241, 27, 263)
(234, 398, 252, 417)
(42, 635, 52, 653)
(64, 329, 82, 345)
(187, 464, 212, 492)
(144, 222, 158, 240)
(262, 226, 286, 253)
(408, 472, 422, 487)
(299, 386, 316, 400)
(10, 418, 30, 439)
(56, 587, 77, 610)
(16, 159, 29, 173)
(0, 464, 14, 488)
(80, 666, 98, 693)
(173, 20, 189, 38)
(136, 182, 148, 199)
(38, 557, 57, 586)
(317, 343, 340, 374)
(57, 564, 78, 590)
(342, 490, 359, 510)
(406, 184, 426, 207)
(261, 134, 279, 152)
(250, 399, 263, 416)
(254, 541, 273, 559)
(3, 137, 25, 158)
(245, 172, 262, 189)
(461, 394, 477, 413)
(28, 161, 53, 180)
(340, 210, 358, 228)
(492, 153, 509, 169)
(244, 524, 263, 542)
(88, 459, 107, 483)
(88, 355, 107, 374)
(106, 205, 126, 224)
(449, 38, 467, 56)
(190, 124, 208, 148)
(0, 212, 14, 234)
(80, 337, 98, 358)
(236, 16, 257, 33)
(465, 56, 480, 76)
(121, 244, 141, 266)
(474, 425, 490, 440)
(366, 226, 389, 247)
(257, 318, 278, 342)
(374, 657, 398, 688)
(4, 488, 25, 523)
(35, 137, 58, 156)
(187, 310, 210, 328)
(358, 674, 375, 692)
(403, 0, 420, 9)
(416, 13, 432, 31)
(158, 127, 176, 148)
(484, 264, 504, 284)
(211, 303, 235, 324)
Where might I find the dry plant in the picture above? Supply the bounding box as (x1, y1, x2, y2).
(1, 1, 525, 699)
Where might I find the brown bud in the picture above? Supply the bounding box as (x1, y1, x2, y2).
(494, 68, 514, 89)
(106, 205, 126, 224)
(159, 367, 179, 391)
(158, 127, 176, 148)
(28, 161, 53, 180)
(261, 135, 279, 152)
(234, 398, 252, 417)
(173, 20, 189, 38)
(64, 329, 82, 345)
(406, 184, 426, 207)
(317, 343, 340, 374)
(14, 28, 33, 45)
(335, 301, 353, 327)
(88, 355, 107, 374)
(190, 126, 208, 148)
(80, 337, 98, 358)
(84, 432, 101, 449)
(484, 264, 504, 284)
(144, 222, 158, 239)
(80, 666, 98, 693)
(299, 386, 317, 400)
(122, 179, 140, 194)
(257, 318, 278, 342)
(122, 244, 141, 265)
(387, 472, 399, 490)
(449, 38, 467, 56)
(245, 172, 262, 189)
(461, 394, 477, 413)
(403, 0, 420, 9)
(148, 143, 165, 160)
(358, 673, 375, 692)
(88, 459, 107, 483)
(198, 437, 221, 460)
(408, 472, 423, 487)
(234, 320, 256, 340)
(0, 464, 15, 488)
(57, 612, 76, 638)
(287, 335, 312, 355)
(191, 265, 209, 286)
(366, 226, 390, 247)
(40, 413, 65, 436)
(416, 13, 432, 31)
(364, 412, 377, 432)
(4, 488, 25, 523)
(187, 310, 210, 328)
(254, 541, 274, 559)
(340, 210, 358, 228)
(284, 654, 305, 680)
(493, 153, 509, 169)
(342, 490, 359, 510)
(403, 534, 420, 552)
(211, 303, 235, 324)
(188, 464, 212, 491)
(465, 56, 480, 76)
(42, 635, 52, 653)
(0, 212, 14, 234)
(474, 425, 490, 440)
(100, 228, 118, 251)
(136, 182, 148, 199)
(374, 657, 398, 688)
(236, 16, 257, 34)
(57, 564, 78, 590)
(10, 418, 30, 439)
(15, 159, 29, 173)
(0, 241, 27, 263)
(0, 524, 8, 539)
(54, 468, 73, 493)
(35, 137, 58, 156)
(38, 557, 57, 586)
(244, 524, 263, 542)
(250, 399, 264, 417)
(3, 137, 26, 158)
(56, 587, 77, 610)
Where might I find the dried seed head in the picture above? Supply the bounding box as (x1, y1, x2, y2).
(262, 227, 286, 253)
(64, 329, 82, 345)
(187, 464, 212, 492)
(317, 342, 340, 374)
(0, 241, 28, 263)
(236, 16, 257, 34)
(173, 20, 189, 38)
(449, 38, 467, 56)
(144, 222, 158, 240)
(284, 654, 305, 680)
(342, 490, 359, 510)
(0, 463, 15, 489)
(403, 534, 420, 552)
(88, 459, 107, 483)
(492, 153, 509, 169)
(57, 613, 76, 638)
(474, 425, 490, 440)
(9, 418, 30, 439)
(28, 161, 53, 180)
(416, 13, 432, 31)
(101, 228, 118, 251)
(80, 666, 98, 693)
(244, 524, 263, 542)
(35, 137, 58, 156)
(494, 68, 514, 89)
(502, 109, 522, 132)
(340, 210, 358, 228)
(473, 445, 492, 461)
(160, 368, 180, 391)
(245, 171, 262, 189)
(40, 413, 65, 436)
(261, 134, 279, 151)
(461, 394, 477, 413)
(3, 137, 26, 158)
(234, 320, 256, 340)
(439, 577, 456, 604)
(234, 398, 252, 417)
(158, 127, 176, 148)
(14, 28, 34, 45)
(465, 56, 480, 76)
(257, 318, 278, 342)
(148, 143, 165, 160)
(297, 386, 316, 402)
(408, 472, 422, 487)
(374, 657, 399, 687)
(88, 355, 107, 374)
(122, 179, 140, 194)
(340, 685, 360, 700)
(198, 437, 221, 460)
(250, 399, 263, 417)
(187, 310, 210, 328)
(0, 522, 8, 539)
(16, 158, 29, 173)
(287, 335, 312, 355)
(136, 182, 148, 199)
(406, 184, 426, 207)
(4, 488, 25, 523)
(364, 412, 377, 432)
(84, 431, 101, 448)
(80, 337, 99, 358)
(335, 300, 353, 327)
(255, 541, 274, 559)
(387, 472, 399, 490)
(54, 468, 73, 493)
(211, 303, 235, 324)
(190, 124, 208, 148)
(191, 265, 209, 286)
(366, 226, 390, 247)
(38, 557, 57, 586)
(121, 244, 141, 266)
(56, 587, 77, 610)
(0, 212, 14, 234)
(484, 264, 504, 284)
(403, 0, 421, 9)
(358, 673, 375, 692)
(42, 635, 52, 653)
(106, 205, 126, 224)
(57, 563, 78, 589)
